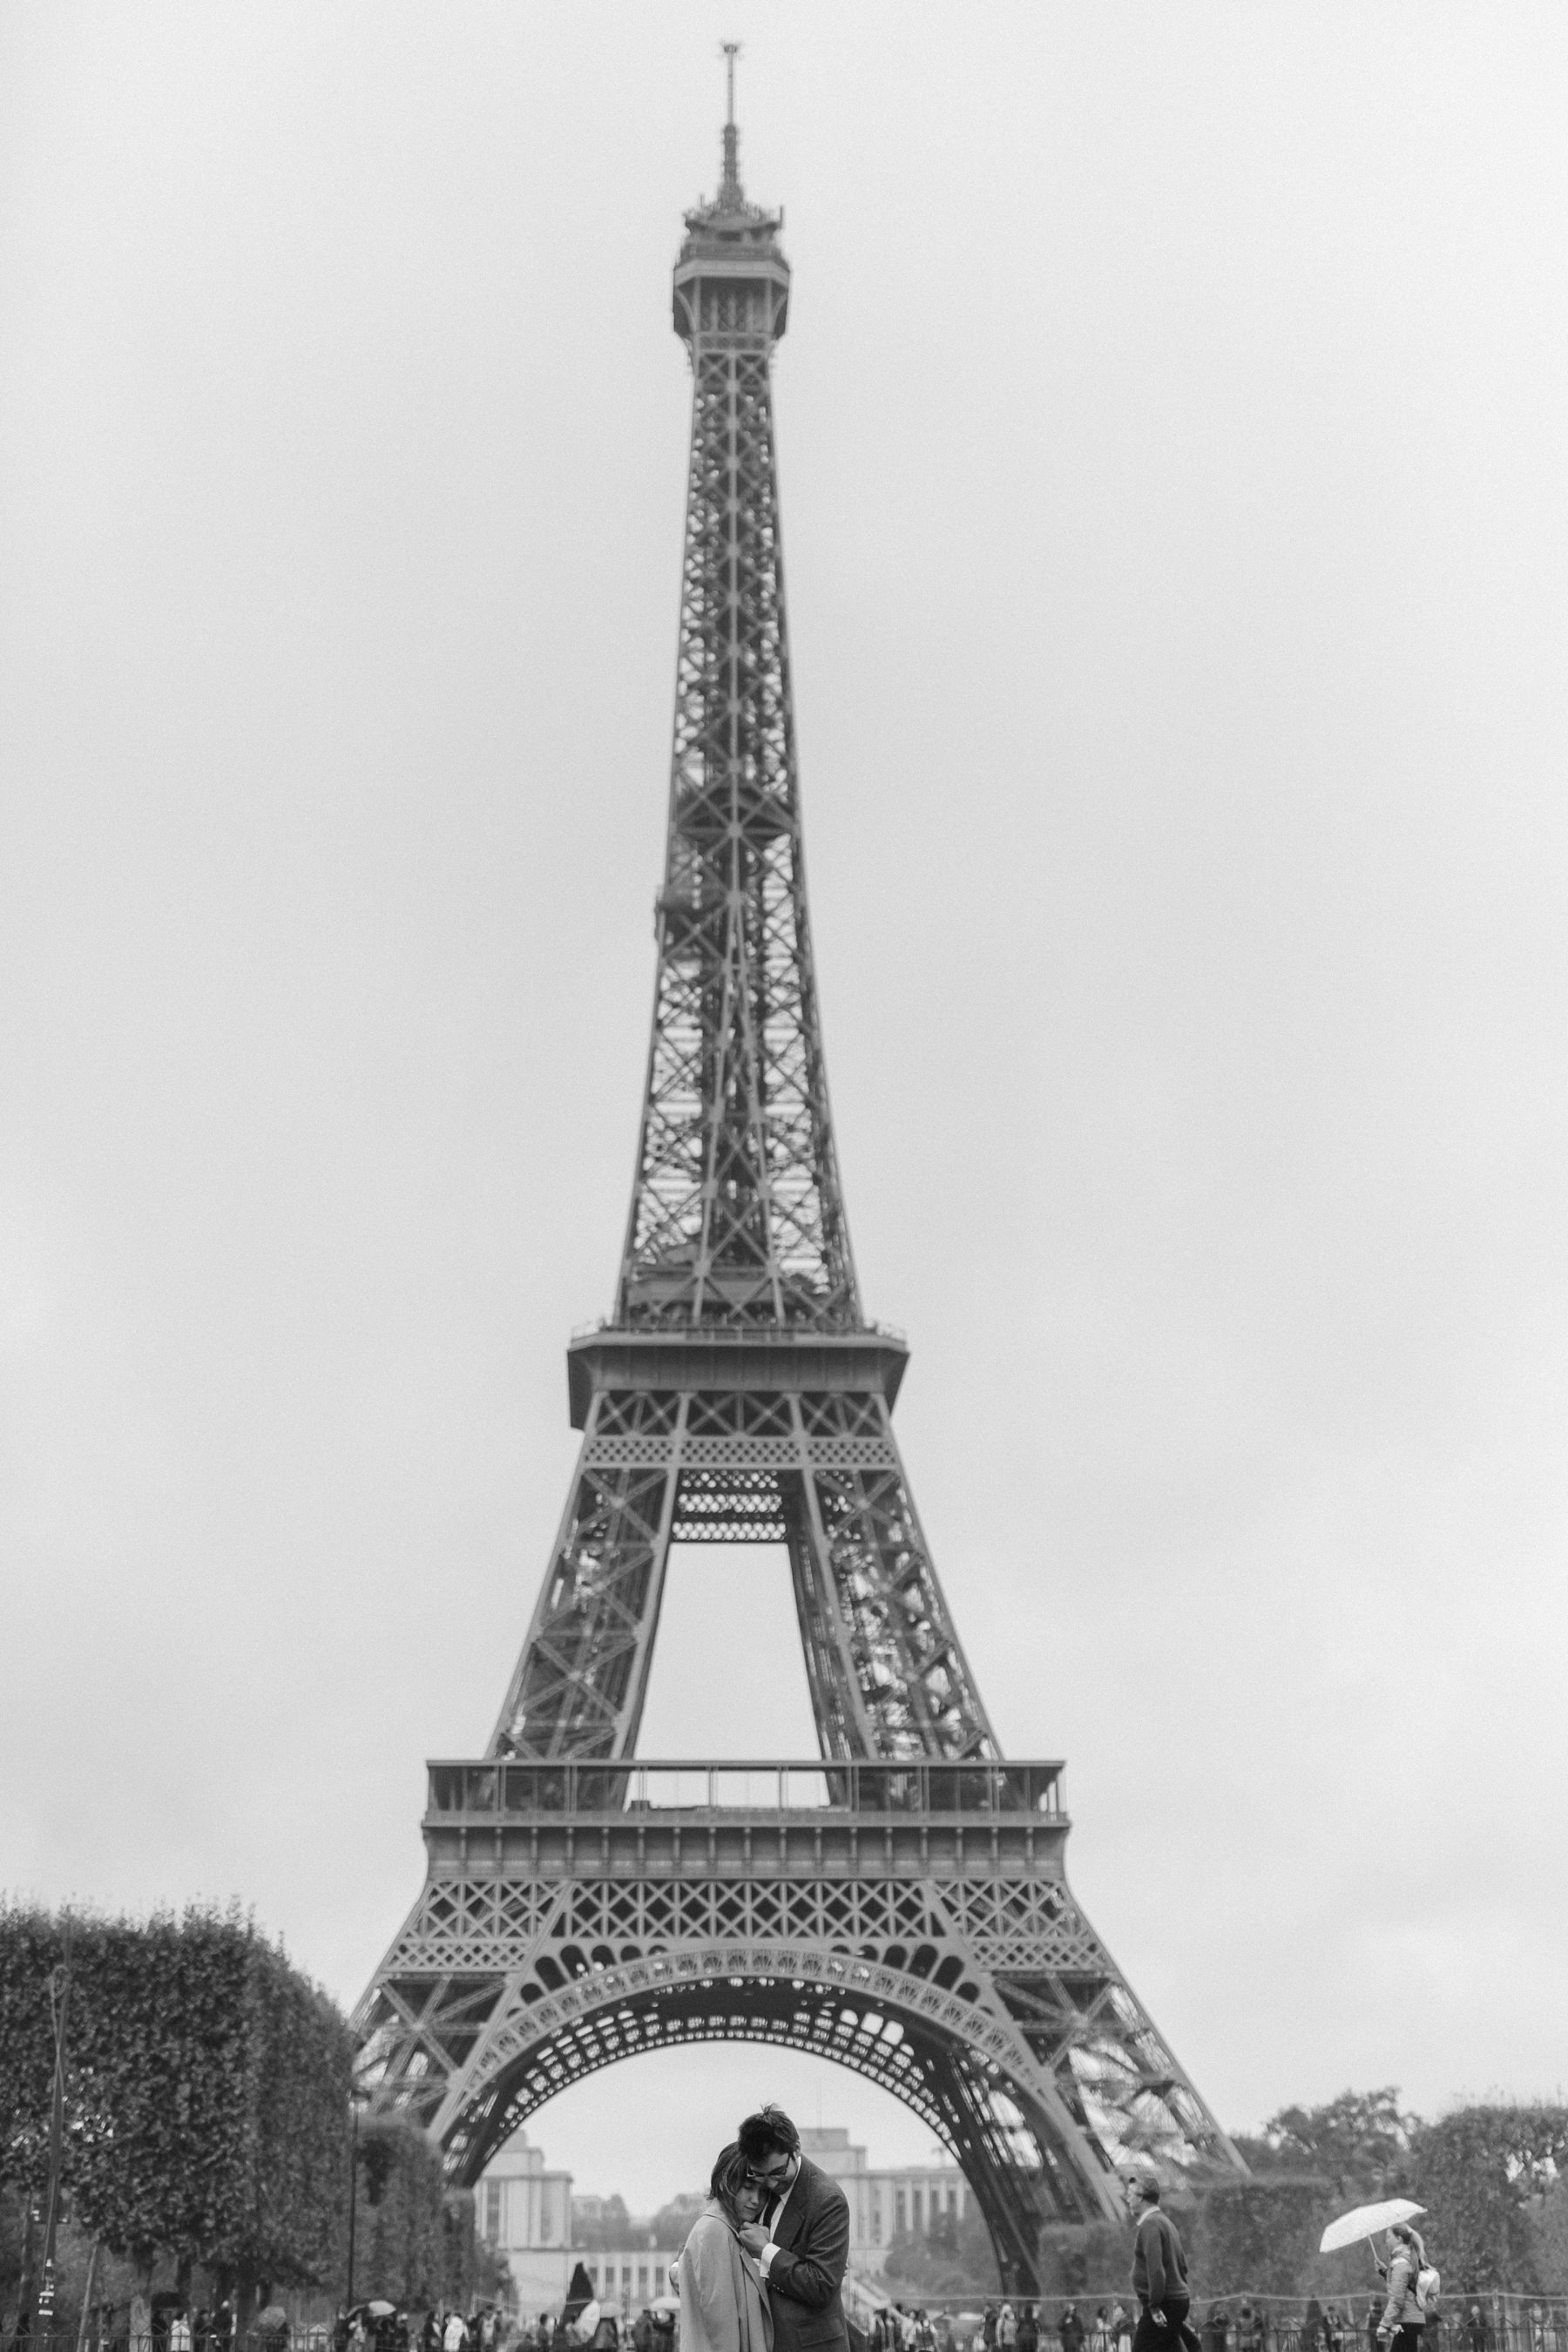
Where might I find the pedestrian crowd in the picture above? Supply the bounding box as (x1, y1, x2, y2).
(65, 2108, 1568, 2352)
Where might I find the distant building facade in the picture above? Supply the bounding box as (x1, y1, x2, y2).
(797, 2128, 970, 2278)
(478, 2130, 576, 2309)
(477, 2122, 968, 2310)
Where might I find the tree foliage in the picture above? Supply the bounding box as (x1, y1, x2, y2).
(1528, 2179, 1568, 2295)
(0, 1903, 352, 2294)
(1188, 2181, 1332, 2298)
(355, 2118, 450, 2308)
(883, 2207, 1001, 2297)
(645, 2196, 700, 2253)
(1409, 2104, 1568, 2293)
(1233, 2091, 1416, 2201)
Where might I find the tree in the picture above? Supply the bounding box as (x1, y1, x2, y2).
(580, 2197, 637, 2250)
(350, 2119, 495, 2312)
(1409, 2105, 1568, 2293)
(1233, 2092, 1416, 2200)
(0, 1909, 72, 2197)
(1528, 2179, 1568, 2295)
(0, 1903, 354, 2304)
(883, 2207, 1000, 2297)
(1188, 2180, 1330, 2297)
(355, 2118, 448, 2307)
(647, 2196, 704, 2251)
(1034, 2220, 1129, 2300)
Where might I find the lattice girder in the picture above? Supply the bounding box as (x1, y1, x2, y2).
(618, 299, 855, 1331)
(356, 1841, 1240, 2291)
(485, 1384, 997, 1763)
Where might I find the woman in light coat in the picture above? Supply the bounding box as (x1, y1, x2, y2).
(1375, 2226, 1428, 2352)
(674, 2144, 774, 2352)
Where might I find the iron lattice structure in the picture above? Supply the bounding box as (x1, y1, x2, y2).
(356, 107, 1245, 2291)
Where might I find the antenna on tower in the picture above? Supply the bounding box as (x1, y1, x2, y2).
(719, 39, 743, 206)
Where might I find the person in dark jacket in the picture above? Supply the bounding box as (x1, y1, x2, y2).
(1124, 2169, 1200, 2352)
(734, 2105, 850, 2352)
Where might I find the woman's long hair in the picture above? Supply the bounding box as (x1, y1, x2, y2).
(1391, 2225, 1428, 2269)
(709, 2141, 753, 2230)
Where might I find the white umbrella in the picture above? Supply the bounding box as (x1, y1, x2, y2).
(1320, 2200, 1426, 2254)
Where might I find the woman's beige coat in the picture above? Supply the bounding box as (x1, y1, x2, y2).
(675, 2206, 774, 2352)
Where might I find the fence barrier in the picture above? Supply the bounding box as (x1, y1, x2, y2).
(6, 2300, 1567, 2352)
(839, 2298, 1568, 2352)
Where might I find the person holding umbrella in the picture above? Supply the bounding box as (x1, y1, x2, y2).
(1375, 2227, 1429, 2352)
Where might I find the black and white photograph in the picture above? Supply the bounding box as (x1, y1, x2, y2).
(3, 11, 1566, 2352)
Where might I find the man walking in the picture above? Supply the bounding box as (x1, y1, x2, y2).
(734, 2105, 851, 2352)
(1125, 2169, 1199, 2352)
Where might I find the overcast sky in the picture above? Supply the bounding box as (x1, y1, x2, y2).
(4, 4, 1567, 2218)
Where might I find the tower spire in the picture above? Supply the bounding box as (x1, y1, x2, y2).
(720, 38, 743, 206)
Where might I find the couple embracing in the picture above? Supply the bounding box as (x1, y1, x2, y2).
(675, 2106, 849, 2352)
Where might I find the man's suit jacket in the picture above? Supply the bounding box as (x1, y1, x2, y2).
(765, 2156, 851, 2352)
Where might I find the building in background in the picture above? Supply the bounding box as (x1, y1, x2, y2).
(478, 2129, 576, 2309)
(477, 2123, 969, 2309)
(798, 2128, 969, 2278)
(580, 2245, 675, 2309)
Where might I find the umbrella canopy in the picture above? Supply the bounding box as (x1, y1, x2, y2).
(257, 2311, 289, 2332)
(365, 2307, 396, 2322)
(1321, 2200, 1426, 2254)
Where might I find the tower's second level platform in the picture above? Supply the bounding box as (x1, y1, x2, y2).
(420, 1755, 1068, 1885)
(566, 1321, 909, 1424)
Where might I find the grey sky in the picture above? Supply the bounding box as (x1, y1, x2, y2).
(3, 5, 1567, 2216)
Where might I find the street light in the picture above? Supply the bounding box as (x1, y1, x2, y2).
(346, 2091, 369, 2315)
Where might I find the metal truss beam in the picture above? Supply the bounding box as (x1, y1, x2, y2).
(483, 1384, 997, 1763)
(355, 1764, 1246, 2293)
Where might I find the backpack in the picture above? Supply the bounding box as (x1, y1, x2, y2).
(1414, 2268, 1441, 2320)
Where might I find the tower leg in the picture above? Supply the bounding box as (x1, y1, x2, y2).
(489, 1390, 686, 1761)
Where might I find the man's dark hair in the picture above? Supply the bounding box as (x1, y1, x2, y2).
(737, 2104, 801, 2162)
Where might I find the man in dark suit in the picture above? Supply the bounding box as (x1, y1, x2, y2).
(735, 2106, 851, 2352)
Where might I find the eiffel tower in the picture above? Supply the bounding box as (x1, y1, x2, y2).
(355, 73, 1244, 2290)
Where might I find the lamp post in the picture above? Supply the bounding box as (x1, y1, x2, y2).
(345, 2092, 367, 2315)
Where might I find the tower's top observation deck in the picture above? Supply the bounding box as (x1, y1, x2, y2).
(673, 81, 789, 349)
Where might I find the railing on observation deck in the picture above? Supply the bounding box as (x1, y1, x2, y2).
(425, 1757, 1064, 1821)
(567, 1317, 910, 1344)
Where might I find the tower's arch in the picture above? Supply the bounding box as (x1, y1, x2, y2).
(436, 1950, 1105, 2280)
